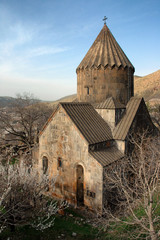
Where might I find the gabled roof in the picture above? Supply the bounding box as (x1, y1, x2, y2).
(39, 104, 59, 136)
(94, 97, 125, 109)
(39, 102, 113, 144)
(89, 147, 124, 167)
(61, 102, 113, 144)
(113, 97, 143, 140)
(76, 24, 134, 71)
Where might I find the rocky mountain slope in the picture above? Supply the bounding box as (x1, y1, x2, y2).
(0, 97, 16, 108)
(52, 69, 160, 105)
(0, 70, 159, 107)
(134, 70, 160, 105)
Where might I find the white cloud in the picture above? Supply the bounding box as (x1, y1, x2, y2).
(10, 23, 34, 44)
(0, 8, 69, 78)
(0, 3, 73, 100)
(0, 23, 36, 56)
(27, 46, 68, 57)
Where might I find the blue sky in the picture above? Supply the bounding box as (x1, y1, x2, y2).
(0, 0, 159, 101)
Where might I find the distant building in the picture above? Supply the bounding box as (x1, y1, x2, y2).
(38, 22, 156, 212)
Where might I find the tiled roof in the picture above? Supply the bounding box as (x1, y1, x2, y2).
(76, 24, 134, 71)
(94, 97, 126, 109)
(61, 102, 113, 144)
(113, 97, 143, 140)
(89, 147, 124, 167)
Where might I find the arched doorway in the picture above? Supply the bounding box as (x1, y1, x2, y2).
(42, 156, 48, 174)
(76, 165, 84, 206)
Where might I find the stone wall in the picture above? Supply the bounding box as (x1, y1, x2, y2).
(115, 140, 126, 154)
(95, 109, 115, 131)
(77, 67, 134, 105)
(39, 106, 103, 212)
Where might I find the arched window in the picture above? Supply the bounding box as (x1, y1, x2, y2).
(87, 87, 89, 95)
(42, 156, 48, 174)
(57, 157, 62, 168)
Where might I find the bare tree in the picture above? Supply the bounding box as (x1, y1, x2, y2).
(0, 158, 67, 233)
(103, 133, 160, 240)
(0, 93, 53, 150)
(150, 104, 160, 129)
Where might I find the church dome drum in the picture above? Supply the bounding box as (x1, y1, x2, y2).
(76, 23, 135, 105)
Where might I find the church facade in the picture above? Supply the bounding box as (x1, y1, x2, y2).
(38, 22, 155, 212)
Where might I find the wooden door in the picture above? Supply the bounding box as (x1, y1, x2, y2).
(76, 165, 84, 206)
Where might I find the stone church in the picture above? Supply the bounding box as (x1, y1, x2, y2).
(38, 22, 155, 212)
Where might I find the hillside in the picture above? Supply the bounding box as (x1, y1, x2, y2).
(134, 75, 142, 81)
(49, 70, 160, 105)
(134, 69, 160, 105)
(47, 94, 77, 107)
(0, 96, 16, 108)
(0, 70, 159, 108)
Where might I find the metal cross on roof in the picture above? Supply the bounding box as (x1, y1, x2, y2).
(103, 16, 107, 25)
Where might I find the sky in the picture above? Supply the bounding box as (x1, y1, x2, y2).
(0, 0, 160, 101)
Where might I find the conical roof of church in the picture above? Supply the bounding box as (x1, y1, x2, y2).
(77, 24, 134, 70)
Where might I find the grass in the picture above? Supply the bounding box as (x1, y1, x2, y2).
(0, 207, 104, 240)
(104, 195, 160, 240)
(1, 196, 160, 240)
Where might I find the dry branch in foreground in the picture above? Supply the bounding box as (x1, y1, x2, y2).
(103, 133, 160, 240)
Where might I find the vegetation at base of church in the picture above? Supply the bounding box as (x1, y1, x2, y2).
(0, 202, 160, 240)
(0, 207, 104, 240)
(101, 195, 160, 239)
(103, 132, 160, 240)
(0, 159, 66, 233)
